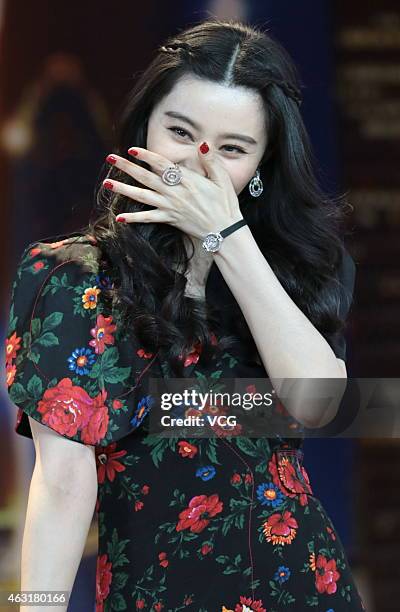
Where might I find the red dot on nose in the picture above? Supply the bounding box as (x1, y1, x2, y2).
(199, 142, 209, 154)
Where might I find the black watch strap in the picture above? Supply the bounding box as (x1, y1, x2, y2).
(219, 218, 247, 238)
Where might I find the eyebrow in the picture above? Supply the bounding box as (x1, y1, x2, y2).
(163, 111, 258, 145)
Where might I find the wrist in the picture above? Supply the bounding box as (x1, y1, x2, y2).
(202, 216, 247, 254)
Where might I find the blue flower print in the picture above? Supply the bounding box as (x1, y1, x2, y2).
(95, 271, 113, 291)
(256, 482, 285, 508)
(274, 565, 291, 584)
(196, 465, 216, 481)
(130, 395, 154, 428)
(68, 347, 96, 375)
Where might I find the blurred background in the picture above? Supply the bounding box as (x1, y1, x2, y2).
(1, 0, 399, 610)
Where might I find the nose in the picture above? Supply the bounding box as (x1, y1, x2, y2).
(178, 153, 209, 178)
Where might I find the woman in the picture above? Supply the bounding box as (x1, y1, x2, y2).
(5, 18, 365, 612)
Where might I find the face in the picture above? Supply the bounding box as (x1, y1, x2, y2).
(146, 74, 268, 196)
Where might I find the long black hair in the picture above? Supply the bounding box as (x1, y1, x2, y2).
(75, 18, 352, 376)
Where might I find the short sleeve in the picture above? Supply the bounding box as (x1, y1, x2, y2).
(325, 247, 356, 361)
(4, 238, 158, 447)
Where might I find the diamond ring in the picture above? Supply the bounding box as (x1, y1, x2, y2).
(161, 162, 183, 186)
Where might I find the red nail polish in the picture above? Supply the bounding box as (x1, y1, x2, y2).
(116, 217, 126, 223)
(103, 180, 114, 190)
(128, 148, 139, 156)
(106, 154, 117, 164)
(199, 142, 209, 154)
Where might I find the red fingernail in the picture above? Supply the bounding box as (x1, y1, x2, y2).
(116, 217, 126, 223)
(103, 180, 114, 190)
(106, 154, 117, 164)
(199, 142, 209, 154)
(128, 148, 139, 156)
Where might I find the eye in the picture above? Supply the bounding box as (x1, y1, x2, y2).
(168, 126, 192, 140)
(167, 125, 247, 154)
(223, 145, 246, 154)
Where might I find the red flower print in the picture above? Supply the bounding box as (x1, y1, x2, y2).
(154, 603, 164, 611)
(6, 363, 17, 388)
(221, 595, 267, 612)
(183, 595, 193, 605)
(200, 543, 213, 555)
(5, 331, 21, 366)
(315, 554, 341, 594)
(179, 340, 202, 367)
(326, 525, 336, 540)
(237, 595, 267, 611)
(231, 473, 242, 485)
(112, 399, 123, 410)
(89, 314, 117, 354)
(37, 378, 109, 444)
(95, 443, 127, 484)
(136, 599, 145, 609)
(33, 261, 45, 272)
(158, 552, 168, 567)
(141, 484, 150, 495)
(158, 552, 169, 568)
(210, 331, 218, 345)
(29, 247, 42, 257)
(82, 286, 101, 310)
(176, 493, 223, 534)
(262, 510, 298, 545)
(268, 453, 312, 506)
(95, 553, 112, 612)
(244, 473, 253, 485)
(81, 399, 109, 445)
(137, 347, 154, 359)
(134, 500, 144, 511)
(177, 441, 198, 458)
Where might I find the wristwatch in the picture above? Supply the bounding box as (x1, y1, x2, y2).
(202, 218, 248, 253)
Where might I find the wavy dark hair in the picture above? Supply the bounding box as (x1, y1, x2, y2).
(73, 18, 352, 376)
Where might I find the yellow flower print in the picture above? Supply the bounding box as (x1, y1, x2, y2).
(82, 286, 101, 310)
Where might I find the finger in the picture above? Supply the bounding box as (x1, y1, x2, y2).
(197, 145, 226, 186)
(103, 179, 169, 209)
(115, 210, 173, 224)
(127, 146, 184, 179)
(106, 152, 172, 194)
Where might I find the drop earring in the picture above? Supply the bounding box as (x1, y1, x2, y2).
(248, 168, 263, 197)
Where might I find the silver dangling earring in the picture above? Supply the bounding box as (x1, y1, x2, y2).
(248, 168, 263, 197)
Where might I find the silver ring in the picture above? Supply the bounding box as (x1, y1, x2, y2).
(161, 162, 183, 186)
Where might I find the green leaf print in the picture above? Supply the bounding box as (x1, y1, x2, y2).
(27, 374, 44, 400)
(107, 528, 130, 569)
(8, 383, 29, 405)
(42, 311, 64, 332)
(6, 301, 16, 336)
(29, 312, 63, 351)
(141, 436, 171, 468)
(9, 373, 45, 413)
(41, 272, 69, 296)
(89, 347, 131, 387)
(109, 591, 127, 611)
(36, 331, 60, 348)
(235, 437, 259, 457)
(112, 572, 129, 590)
(204, 438, 222, 465)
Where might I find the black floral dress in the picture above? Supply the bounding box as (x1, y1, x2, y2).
(5, 234, 366, 612)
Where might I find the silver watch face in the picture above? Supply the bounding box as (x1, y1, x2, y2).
(202, 233, 223, 252)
